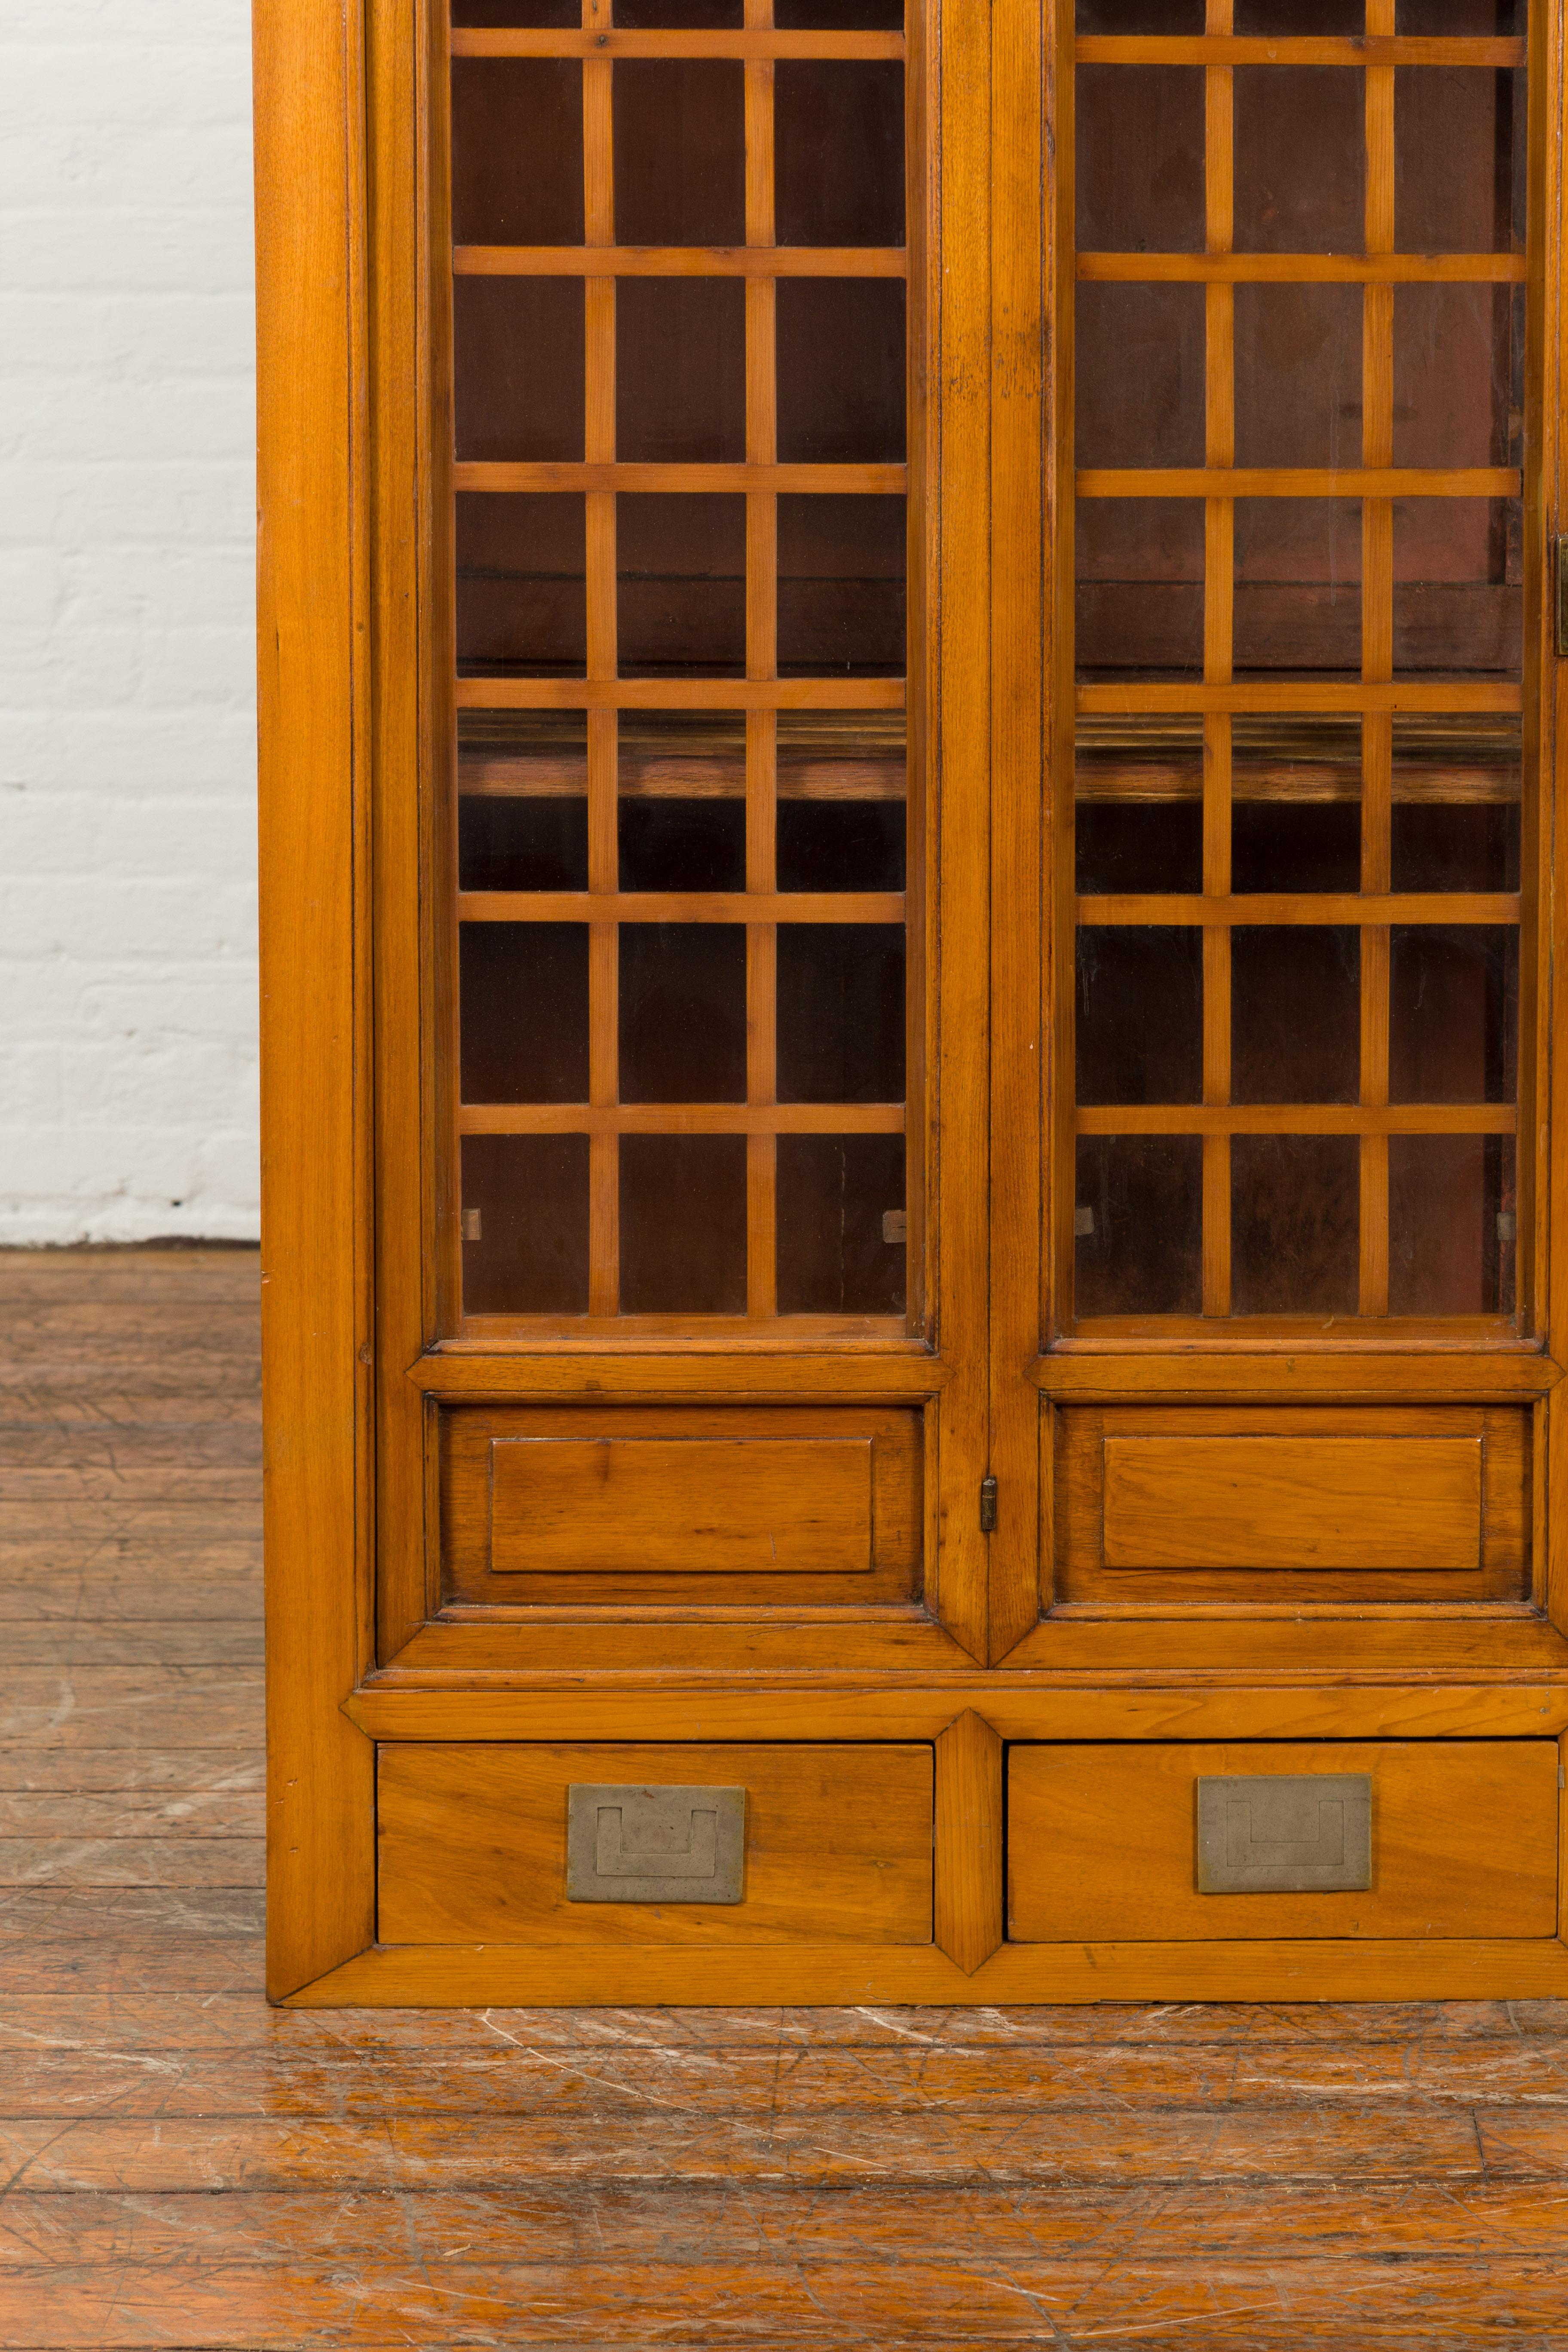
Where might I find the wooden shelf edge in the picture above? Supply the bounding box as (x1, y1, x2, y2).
(344, 1677, 1568, 1743)
(370, 1620, 975, 1682)
(407, 1348, 947, 1399)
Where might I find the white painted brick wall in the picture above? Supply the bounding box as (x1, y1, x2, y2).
(0, 2, 258, 1242)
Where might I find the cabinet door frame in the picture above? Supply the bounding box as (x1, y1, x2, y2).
(988, 0, 1568, 1670)
(257, 0, 379, 2001)
(356, 0, 998, 1667)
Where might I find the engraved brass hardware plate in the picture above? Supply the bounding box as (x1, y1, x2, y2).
(566, 1783, 746, 1903)
(1196, 1774, 1373, 1894)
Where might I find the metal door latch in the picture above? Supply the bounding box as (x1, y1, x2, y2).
(1556, 536, 1568, 656)
(979, 1475, 998, 1534)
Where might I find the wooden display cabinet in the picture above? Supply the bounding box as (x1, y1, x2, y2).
(257, 0, 1568, 2004)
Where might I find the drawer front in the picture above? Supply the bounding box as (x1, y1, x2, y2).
(1008, 1741, 1559, 1940)
(442, 1406, 922, 1608)
(1054, 1406, 1529, 1603)
(378, 1743, 934, 1946)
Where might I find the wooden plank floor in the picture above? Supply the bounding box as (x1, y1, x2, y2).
(3, 1249, 1568, 2349)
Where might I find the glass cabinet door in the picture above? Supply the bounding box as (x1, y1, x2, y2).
(1061, 0, 1531, 1333)
(444, 0, 919, 1334)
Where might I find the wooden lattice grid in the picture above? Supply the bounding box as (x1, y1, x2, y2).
(1071, 9, 1528, 1323)
(450, 2, 912, 1322)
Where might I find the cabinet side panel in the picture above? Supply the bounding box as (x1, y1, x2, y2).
(257, 0, 376, 1997)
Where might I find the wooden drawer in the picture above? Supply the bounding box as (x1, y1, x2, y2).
(378, 1743, 934, 1945)
(1053, 1406, 1530, 1604)
(441, 1406, 922, 1609)
(1008, 1741, 1560, 1940)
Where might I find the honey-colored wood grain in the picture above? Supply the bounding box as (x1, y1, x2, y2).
(441, 1402, 922, 1609)
(1480, 1405, 1531, 1597)
(348, 1674, 1568, 1745)
(1044, 1319, 1535, 1354)
(741, 28, 779, 1334)
(1511, 0, 1550, 1351)
(1541, 0, 1568, 1621)
(456, 460, 908, 495)
(303, 1933, 1568, 2005)
(457, 1102, 906, 1136)
(1055, 1403, 1528, 1604)
(1078, 466, 1519, 499)
(449, 1312, 913, 1347)
(254, 0, 374, 2002)
(455, 243, 910, 278)
(1008, 1740, 1560, 1942)
(1358, 713, 1393, 1317)
(1200, 711, 1233, 1323)
(933, 1709, 1004, 1973)
(425, 1336, 1552, 1393)
(745, 715, 778, 1317)
(1102, 1436, 1482, 1571)
(914, 0, 990, 1662)
(585, 696, 620, 1320)
(1353, 0, 1397, 1332)
(1074, 1104, 1516, 1136)
(489, 1435, 876, 1579)
(985, 0, 1047, 1657)
(415, 1347, 948, 1396)
(1196, 11, 1234, 1335)
(458, 889, 905, 923)
(365, 0, 441, 1659)
(1077, 680, 1523, 715)
(383, 1619, 968, 1678)
(450, 27, 906, 61)
(1075, 32, 1524, 63)
(1078, 251, 1529, 283)
(745, 1015, 778, 1319)
(456, 676, 907, 710)
(1046, 0, 1078, 1355)
(1075, 891, 1519, 924)
(377, 1741, 934, 1947)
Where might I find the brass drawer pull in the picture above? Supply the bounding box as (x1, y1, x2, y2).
(567, 1783, 746, 1903)
(1196, 1774, 1372, 1894)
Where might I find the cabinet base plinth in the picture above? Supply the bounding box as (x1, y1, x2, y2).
(283, 1939, 1568, 2008)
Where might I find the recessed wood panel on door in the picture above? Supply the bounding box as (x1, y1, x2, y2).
(1052, 1404, 1530, 1605)
(442, 1402, 923, 1607)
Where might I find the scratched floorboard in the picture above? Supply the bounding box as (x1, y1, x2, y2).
(2, 1249, 1568, 2350)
